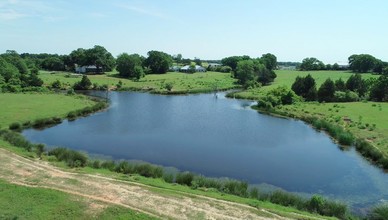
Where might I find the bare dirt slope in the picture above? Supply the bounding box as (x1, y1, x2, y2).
(0, 148, 320, 220)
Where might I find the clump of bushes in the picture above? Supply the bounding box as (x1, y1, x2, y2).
(368, 204, 388, 220)
(67, 101, 108, 120)
(309, 117, 354, 145)
(0, 129, 33, 151)
(32, 117, 62, 129)
(48, 147, 88, 168)
(9, 122, 22, 131)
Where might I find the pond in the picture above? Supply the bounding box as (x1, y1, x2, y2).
(23, 91, 388, 210)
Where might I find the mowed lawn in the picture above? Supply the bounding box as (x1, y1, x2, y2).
(233, 70, 378, 100)
(40, 70, 238, 93)
(0, 93, 95, 129)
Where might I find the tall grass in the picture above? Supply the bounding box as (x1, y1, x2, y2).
(368, 204, 388, 220)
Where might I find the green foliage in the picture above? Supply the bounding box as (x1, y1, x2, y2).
(51, 79, 62, 89)
(144, 50, 172, 74)
(164, 82, 173, 91)
(0, 129, 33, 151)
(333, 91, 359, 102)
(368, 205, 388, 220)
(9, 122, 21, 130)
(291, 74, 317, 101)
(176, 172, 195, 186)
(221, 55, 251, 71)
(116, 53, 144, 79)
(41, 57, 65, 71)
(84, 45, 116, 72)
(73, 75, 92, 90)
(257, 86, 299, 109)
(317, 78, 336, 102)
(299, 57, 325, 71)
(346, 74, 368, 96)
(348, 54, 379, 73)
(48, 147, 88, 167)
(370, 75, 388, 101)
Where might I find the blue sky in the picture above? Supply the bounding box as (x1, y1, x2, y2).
(1, 0, 387, 63)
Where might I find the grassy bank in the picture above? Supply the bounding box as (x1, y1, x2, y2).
(266, 102, 388, 167)
(40, 70, 238, 94)
(0, 93, 96, 129)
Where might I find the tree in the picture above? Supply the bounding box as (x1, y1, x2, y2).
(235, 60, 256, 86)
(116, 53, 144, 79)
(84, 45, 115, 72)
(144, 50, 172, 74)
(0, 57, 20, 82)
(260, 53, 277, 70)
(291, 74, 317, 101)
(346, 74, 368, 96)
(334, 78, 346, 91)
(348, 54, 377, 73)
(332, 63, 340, 70)
(318, 78, 336, 102)
(370, 75, 388, 101)
(221, 55, 250, 71)
(299, 57, 325, 71)
(73, 75, 92, 90)
(41, 57, 64, 71)
(257, 63, 276, 85)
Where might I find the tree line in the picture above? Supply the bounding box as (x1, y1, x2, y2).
(291, 74, 388, 102)
(299, 54, 388, 74)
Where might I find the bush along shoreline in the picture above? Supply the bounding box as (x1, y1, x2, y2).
(0, 128, 355, 219)
(254, 105, 388, 170)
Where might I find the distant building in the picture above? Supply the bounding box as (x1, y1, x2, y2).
(208, 63, 222, 68)
(75, 65, 102, 74)
(169, 66, 180, 72)
(180, 65, 206, 73)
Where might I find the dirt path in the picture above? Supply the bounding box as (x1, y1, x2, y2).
(0, 148, 313, 220)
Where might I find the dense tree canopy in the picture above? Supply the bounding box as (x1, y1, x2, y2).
(144, 51, 172, 74)
(291, 74, 317, 101)
(348, 54, 378, 73)
(345, 74, 368, 97)
(116, 53, 144, 79)
(84, 45, 115, 72)
(221, 56, 250, 71)
(260, 53, 277, 71)
(318, 78, 336, 102)
(299, 57, 325, 71)
(370, 75, 388, 101)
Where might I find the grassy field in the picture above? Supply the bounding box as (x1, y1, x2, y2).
(276, 102, 388, 156)
(232, 70, 378, 100)
(0, 93, 95, 129)
(0, 179, 155, 220)
(40, 70, 238, 93)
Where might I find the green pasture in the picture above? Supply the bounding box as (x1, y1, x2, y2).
(0, 93, 94, 129)
(39, 70, 238, 93)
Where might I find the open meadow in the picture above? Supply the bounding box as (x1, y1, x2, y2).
(40, 70, 238, 93)
(0, 93, 95, 129)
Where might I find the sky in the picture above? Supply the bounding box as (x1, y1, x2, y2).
(0, 0, 387, 63)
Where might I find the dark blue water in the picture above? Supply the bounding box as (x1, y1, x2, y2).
(23, 91, 388, 208)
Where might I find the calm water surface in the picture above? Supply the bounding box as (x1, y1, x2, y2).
(23, 91, 388, 209)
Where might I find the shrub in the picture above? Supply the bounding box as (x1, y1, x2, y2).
(162, 173, 174, 183)
(133, 163, 163, 178)
(48, 147, 88, 167)
(9, 122, 21, 130)
(0, 129, 32, 151)
(369, 205, 388, 220)
(249, 187, 259, 199)
(268, 190, 306, 210)
(114, 161, 132, 174)
(101, 160, 116, 171)
(175, 172, 195, 186)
